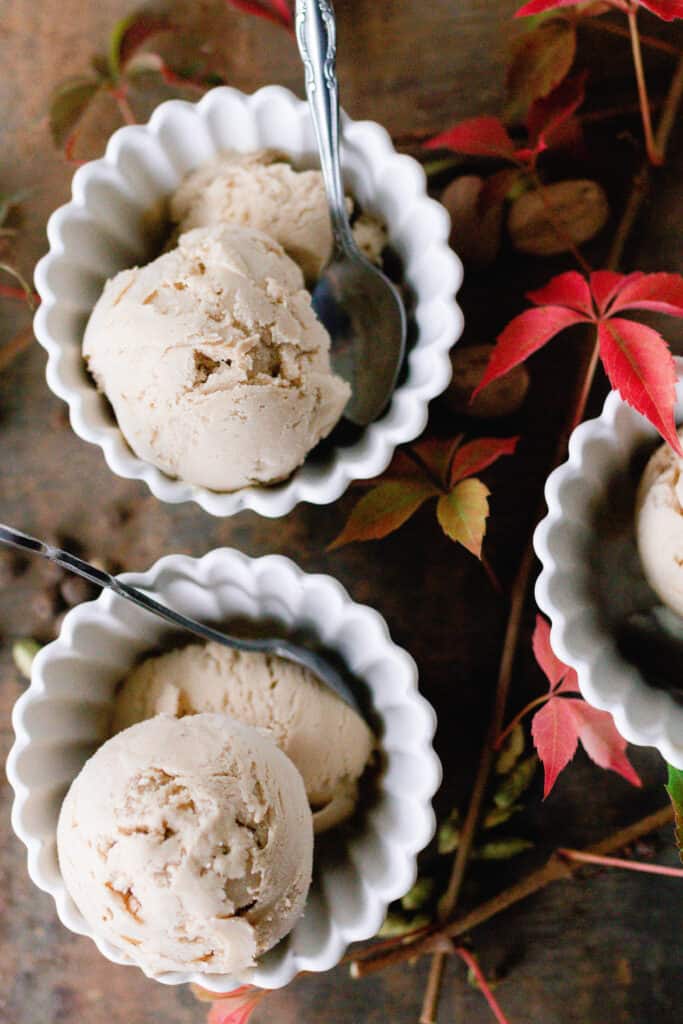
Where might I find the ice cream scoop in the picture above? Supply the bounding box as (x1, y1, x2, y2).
(57, 713, 313, 977)
(112, 643, 375, 832)
(635, 430, 683, 617)
(83, 223, 350, 491)
(170, 150, 387, 282)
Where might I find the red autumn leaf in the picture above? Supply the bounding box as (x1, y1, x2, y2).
(516, 0, 683, 16)
(531, 614, 568, 688)
(411, 436, 464, 484)
(607, 272, 683, 317)
(425, 116, 516, 158)
(527, 270, 593, 315)
(475, 269, 683, 453)
(436, 478, 491, 557)
(115, 13, 172, 72)
(598, 318, 681, 453)
(472, 306, 586, 398)
(449, 436, 519, 486)
(225, 0, 293, 29)
(328, 479, 439, 550)
(530, 616, 642, 797)
(525, 71, 586, 149)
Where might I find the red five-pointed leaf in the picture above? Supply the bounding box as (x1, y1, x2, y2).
(449, 436, 519, 486)
(525, 72, 586, 149)
(225, 0, 293, 29)
(532, 614, 568, 689)
(515, 0, 586, 15)
(472, 306, 586, 399)
(608, 273, 683, 317)
(567, 702, 643, 787)
(598, 318, 682, 455)
(532, 697, 579, 799)
(526, 270, 594, 315)
(425, 116, 516, 158)
(589, 270, 641, 315)
(637, 0, 683, 20)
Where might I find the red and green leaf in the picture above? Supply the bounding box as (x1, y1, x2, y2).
(328, 479, 439, 550)
(425, 116, 516, 159)
(109, 12, 171, 76)
(225, 0, 294, 29)
(666, 764, 683, 863)
(436, 478, 490, 557)
(525, 71, 586, 149)
(505, 19, 577, 122)
(49, 76, 102, 148)
(449, 436, 519, 486)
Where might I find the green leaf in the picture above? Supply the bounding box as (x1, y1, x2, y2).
(482, 803, 523, 829)
(328, 479, 439, 550)
(49, 76, 101, 148)
(0, 189, 30, 229)
(666, 763, 683, 864)
(12, 638, 41, 679)
(505, 20, 577, 123)
(493, 753, 537, 808)
(109, 11, 172, 77)
(495, 723, 525, 776)
(378, 912, 430, 938)
(437, 478, 490, 558)
(0, 263, 36, 309)
(474, 838, 534, 860)
(437, 808, 461, 854)
(401, 877, 435, 911)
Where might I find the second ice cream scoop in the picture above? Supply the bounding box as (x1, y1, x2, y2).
(295, 0, 405, 426)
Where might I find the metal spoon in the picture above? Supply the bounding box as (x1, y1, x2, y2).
(295, 0, 406, 426)
(0, 524, 359, 712)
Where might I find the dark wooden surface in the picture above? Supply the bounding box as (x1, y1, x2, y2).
(1, 2, 683, 1022)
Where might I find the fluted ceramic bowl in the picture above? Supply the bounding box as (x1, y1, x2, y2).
(534, 361, 683, 767)
(7, 548, 440, 990)
(33, 85, 463, 517)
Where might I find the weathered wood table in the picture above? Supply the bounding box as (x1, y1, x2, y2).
(1, 2, 682, 1022)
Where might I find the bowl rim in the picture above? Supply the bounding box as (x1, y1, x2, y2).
(7, 546, 441, 990)
(33, 84, 464, 518)
(533, 360, 683, 767)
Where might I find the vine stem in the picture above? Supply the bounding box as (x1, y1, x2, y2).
(111, 86, 136, 126)
(494, 694, 549, 750)
(453, 946, 513, 1024)
(586, 17, 681, 56)
(350, 805, 674, 978)
(412, 48, 683, 1024)
(627, 5, 662, 164)
(557, 848, 683, 877)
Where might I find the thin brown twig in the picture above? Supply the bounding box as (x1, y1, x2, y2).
(586, 17, 681, 56)
(557, 847, 683, 877)
(414, 48, 683, 1023)
(0, 326, 34, 373)
(350, 805, 674, 978)
(627, 6, 662, 164)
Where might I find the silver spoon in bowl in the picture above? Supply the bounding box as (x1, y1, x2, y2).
(0, 524, 360, 712)
(295, 0, 406, 426)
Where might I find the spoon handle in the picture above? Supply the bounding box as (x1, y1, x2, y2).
(295, 0, 354, 250)
(0, 524, 360, 710)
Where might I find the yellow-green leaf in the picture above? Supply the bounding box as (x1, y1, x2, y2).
(328, 479, 439, 551)
(493, 753, 537, 809)
(401, 877, 435, 912)
(666, 763, 683, 864)
(49, 76, 101, 148)
(505, 20, 577, 123)
(474, 838, 533, 860)
(482, 803, 523, 829)
(495, 723, 525, 776)
(437, 478, 490, 558)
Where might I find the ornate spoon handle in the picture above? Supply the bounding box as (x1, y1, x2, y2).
(295, 0, 355, 251)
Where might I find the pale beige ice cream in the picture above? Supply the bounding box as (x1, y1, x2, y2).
(83, 223, 350, 491)
(57, 713, 313, 977)
(636, 429, 683, 617)
(170, 150, 387, 281)
(112, 644, 375, 833)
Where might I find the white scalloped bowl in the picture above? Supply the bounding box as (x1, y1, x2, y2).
(7, 548, 440, 990)
(33, 85, 462, 517)
(534, 360, 683, 767)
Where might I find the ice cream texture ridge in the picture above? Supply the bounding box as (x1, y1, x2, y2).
(57, 714, 313, 977)
(83, 223, 351, 491)
(636, 428, 683, 618)
(112, 643, 375, 833)
(170, 149, 387, 281)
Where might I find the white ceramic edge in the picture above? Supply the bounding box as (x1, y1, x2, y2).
(33, 85, 463, 518)
(7, 548, 441, 990)
(534, 359, 683, 768)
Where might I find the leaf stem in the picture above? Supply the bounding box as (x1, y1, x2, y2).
(0, 326, 34, 372)
(404, 446, 448, 492)
(557, 848, 683, 877)
(495, 695, 549, 750)
(349, 805, 674, 978)
(454, 947, 513, 1024)
(627, 6, 662, 165)
(111, 86, 137, 126)
(529, 170, 593, 275)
